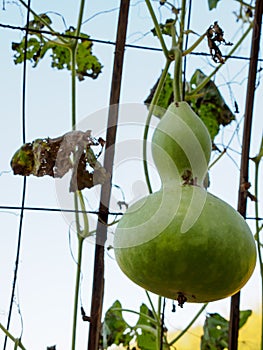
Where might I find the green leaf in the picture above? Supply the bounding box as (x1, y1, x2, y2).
(200, 310, 252, 350)
(144, 72, 173, 118)
(239, 310, 252, 329)
(187, 69, 235, 142)
(151, 19, 176, 37)
(101, 300, 133, 348)
(11, 14, 102, 81)
(144, 69, 235, 142)
(208, 0, 221, 10)
(134, 304, 158, 350)
(12, 37, 42, 65)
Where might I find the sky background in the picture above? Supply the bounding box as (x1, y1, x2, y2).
(0, 0, 262, 349)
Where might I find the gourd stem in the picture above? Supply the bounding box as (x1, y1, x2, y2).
(143, 59, 171, 194)
(173, 47, 182, 102)
(187, 22, 253, 97)
(168, 303, 208, 346)
(145, 0, 169, 59)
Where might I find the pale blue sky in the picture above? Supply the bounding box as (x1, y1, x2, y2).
(0, 1, 262, 349)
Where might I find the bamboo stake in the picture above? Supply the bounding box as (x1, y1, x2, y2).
(87, 1, 130, 349)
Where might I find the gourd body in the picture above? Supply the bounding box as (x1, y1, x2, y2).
(114, 102, 256, 303)
(114, 185, 256, 302)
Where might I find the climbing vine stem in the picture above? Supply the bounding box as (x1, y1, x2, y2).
(0, 323, 26, 350)
(168, 303, 208, 346)
(143, 59, 171, 194)
(69, 1, 90, 349)
(145, 0, 169, 59)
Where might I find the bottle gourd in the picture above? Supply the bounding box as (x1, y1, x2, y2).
(113, 102, 256, 305)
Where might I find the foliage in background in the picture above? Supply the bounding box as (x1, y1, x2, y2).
(101, 300, 168, 350)
(12, 13, 102, 81)
(144, 69, 235, 142)
(201, 310, 252, 349)
(102, 301, 252, 350)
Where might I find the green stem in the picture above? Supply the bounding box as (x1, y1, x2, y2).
(0, 323, 26, 350)
(17, 0, 68, 43)
(173, 47, 183, 102)
(168, 303, 208, 346)
(75, 0, 86, 38)
(208, 149, 227, 169)
(187, 22, 253, 97)
(69, 3, 90, 349)
(70, 47, 77, 130)
(182, 33, 206, 56)
(78, 190, 89, 238)
(112, 308, 157, 325)
(234, 0, 255, 8)
(71, 237, 84, 350)
(178, 0, 187, 51)
(143, 59, 171, 193)
(145, 291, 159, 321)
(145, 0, 169, 58)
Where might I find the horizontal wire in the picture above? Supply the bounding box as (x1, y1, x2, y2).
(0, 205, 262, 220)
(0, 205, 124, 215)
(0, 22, 262, 61)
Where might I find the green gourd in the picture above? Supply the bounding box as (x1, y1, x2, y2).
(114, 101, 256, 305)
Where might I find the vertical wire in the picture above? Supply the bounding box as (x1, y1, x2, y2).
(3, 1, 30, 348)
(182, 0, 192, 100)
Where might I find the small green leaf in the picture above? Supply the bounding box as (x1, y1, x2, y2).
(135, 304, 157, 350)
(208, 0, 221, 10)
(151, 19, 176, 37)
(239, 310, 252, 329)
(187, 69, 235, 142)
(200, 310, 252, 349)
(144, 72, 173, 118)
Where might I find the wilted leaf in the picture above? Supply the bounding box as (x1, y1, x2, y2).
(10, 130, 108, 192)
